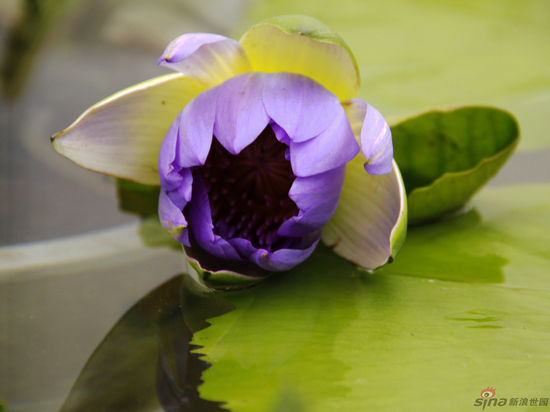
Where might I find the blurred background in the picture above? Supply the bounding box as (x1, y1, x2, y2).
(0, 0, 549, 411)
(1, 0, 549, 245)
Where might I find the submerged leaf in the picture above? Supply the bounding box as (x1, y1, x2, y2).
(391, 106, 519, 223)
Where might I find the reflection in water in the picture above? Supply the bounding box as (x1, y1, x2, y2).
(156, 277, 233, 411)
(60, 275, 232, 411)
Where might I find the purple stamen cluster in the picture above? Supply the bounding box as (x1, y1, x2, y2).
(198, 126, 298, 251)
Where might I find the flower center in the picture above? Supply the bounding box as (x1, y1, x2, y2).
(198, 125, 299, 251)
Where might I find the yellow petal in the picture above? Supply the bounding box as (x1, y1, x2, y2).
(240, 15, 360, 101)
(51, 74, 205, 185)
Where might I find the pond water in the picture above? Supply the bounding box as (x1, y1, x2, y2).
(1, 1, 550, 411)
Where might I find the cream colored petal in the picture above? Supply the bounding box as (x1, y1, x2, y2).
(322, 158, 407, 269)
(51, 74, 205, 185)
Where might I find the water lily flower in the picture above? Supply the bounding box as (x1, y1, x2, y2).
(52, 15, 407, 288)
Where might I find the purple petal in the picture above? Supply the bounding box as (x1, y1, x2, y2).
(158, 120, 194, 208)
(158, 189, 190, 245)
(344, 99, 393, 175)
(165, 168, 193, 209)
(213, 73, 270, 154)
(270, 121, 290, 145)
(174, 87, 217, 168)
(266, 238, 320, 271)
(158, 87, 217, 208)
(184, 240, 271, 280)
(158, 33, 250, 86)
(159, 33, 227, 62)
(362, 103, 393, 175)
(289, 104, 359, 177)
(228, 233, 320, 271)
(158, 115, 180, 187)
(278, 166, 346, 237)
(186, 174, 242, 260)
(262, 73, 341, 143)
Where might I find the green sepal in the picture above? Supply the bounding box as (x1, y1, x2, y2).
(186, 256, 266, 291)
(116, 179, 160, 218)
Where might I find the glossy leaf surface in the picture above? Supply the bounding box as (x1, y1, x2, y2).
(193, 184, 550, 412)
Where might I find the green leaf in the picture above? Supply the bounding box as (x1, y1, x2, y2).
(391, 106, 519, 223)
(116, 179, 160, 218)
(192, 184, 550, 412)
(116, 180, 182, 250)
(378, 184, 550, 286)
(138, 217, 181, 250)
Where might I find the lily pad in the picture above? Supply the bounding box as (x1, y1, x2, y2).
(391, 106, 519, 223)
(192, 184, 550, 412)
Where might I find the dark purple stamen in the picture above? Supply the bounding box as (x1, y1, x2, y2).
(198, 125, 298, 251)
